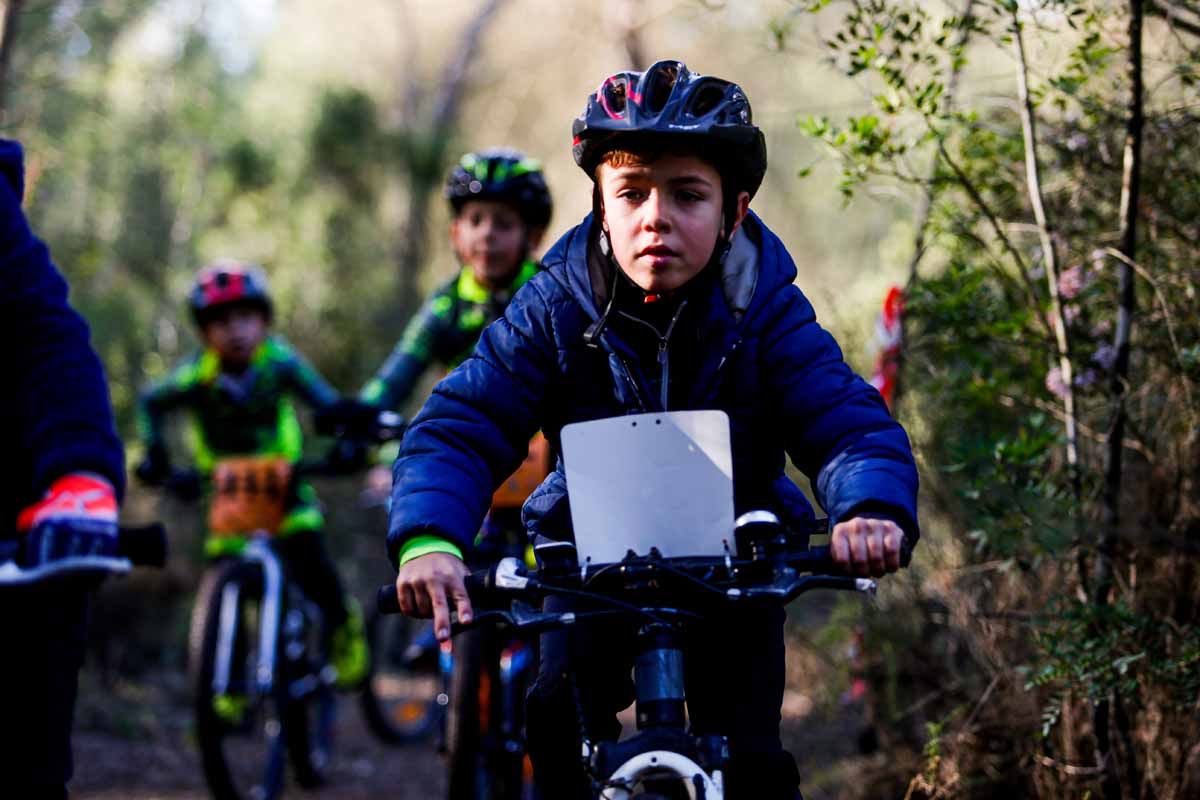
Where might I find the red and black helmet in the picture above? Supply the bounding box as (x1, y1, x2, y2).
(444, 148, 553, 229)
(189, 260, 273, 325)
(571, 60, 767, 199)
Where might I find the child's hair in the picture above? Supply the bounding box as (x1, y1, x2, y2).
(593, 135, 728, 183)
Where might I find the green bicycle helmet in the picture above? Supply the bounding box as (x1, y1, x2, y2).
(444, 148, 553, 229)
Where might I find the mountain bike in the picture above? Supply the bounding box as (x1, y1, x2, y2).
(151, 410, 410, 800)
(379, 510, 890, 800)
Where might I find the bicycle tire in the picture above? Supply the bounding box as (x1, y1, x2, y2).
(281, 615, 335, 789)
(190, 559, 288, 800)
(445, 627, 532, 799)
(360, 605, 443, 744)
(445, 626, 485, 799)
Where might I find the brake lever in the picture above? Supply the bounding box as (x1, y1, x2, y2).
(732, 573, 877, 602)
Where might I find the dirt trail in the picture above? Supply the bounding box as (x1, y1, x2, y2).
(70, 674, 446, 800)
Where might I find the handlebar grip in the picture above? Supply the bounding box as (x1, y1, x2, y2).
(786, 544, 835, 571)
(375, 566, 490, 618)
(376, 584, 402, 615)
(117, 524, 167, 568)
(464, 568, 489, 595)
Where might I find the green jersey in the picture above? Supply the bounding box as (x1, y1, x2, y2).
(360, 261, 539, 410)
(138, 335, 339, 472)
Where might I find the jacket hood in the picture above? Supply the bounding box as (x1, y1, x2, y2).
(541, 209, 801, 333)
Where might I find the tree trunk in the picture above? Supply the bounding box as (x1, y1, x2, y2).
(894, 0, 975, 413)
(0, 0, 25, 120)
(390, 0, 506, 327)
(1012, 13, 1081, 492)
(1095, 2, 1145, 798)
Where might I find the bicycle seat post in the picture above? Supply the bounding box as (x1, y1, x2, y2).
(633, 623, 687, 731)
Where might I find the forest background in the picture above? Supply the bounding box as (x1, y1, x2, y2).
(2, 0, 1197, 798)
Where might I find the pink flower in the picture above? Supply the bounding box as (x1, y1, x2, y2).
(1058, 265, 1090, 299)
(1045, 366, 1068, 399)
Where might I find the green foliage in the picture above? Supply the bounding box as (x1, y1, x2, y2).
(792, 0, 1200, 793)
(310, 88, 383, 203)
(225, 138, 275, 192)
(1023, 600, 1200, 738)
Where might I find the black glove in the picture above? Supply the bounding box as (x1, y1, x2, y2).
(314, 399, 383, 438)
(325, 438, 370, 475)
(135, 443, 171, 486)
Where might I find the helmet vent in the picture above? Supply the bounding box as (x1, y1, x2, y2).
(687, 80, 729, 119)
(641, 63, 680, 115)
(599, 76, 629, 119)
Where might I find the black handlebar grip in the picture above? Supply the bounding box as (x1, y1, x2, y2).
(376, 583, 402, 615)
(117, 523, 168, 568)
(463, 568, 489, 596)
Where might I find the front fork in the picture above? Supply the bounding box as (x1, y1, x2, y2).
(211, 539, 326, 702)
(590, 623, 728, 798)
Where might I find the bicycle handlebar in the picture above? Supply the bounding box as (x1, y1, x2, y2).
(116, 522, 168, 568)
(0, 522, 168, 586)
(375, 544, 881, 633)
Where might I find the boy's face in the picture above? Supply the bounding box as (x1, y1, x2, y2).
(450, 200, 538, 289)
(200, 305, 268, 370)
(598, 153, 750, 294)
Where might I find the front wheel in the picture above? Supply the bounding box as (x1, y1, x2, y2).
(360, 605, 443, 744)
(190, 559, 288, 800)
(599, 751, 723, 800)
(281, 601, 336, 788)
(446, 628, 533, 800)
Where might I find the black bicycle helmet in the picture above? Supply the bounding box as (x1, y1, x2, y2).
(189, 260, 273, 325)
(444, 148, 553, 229)
(571, 60, 767, 200)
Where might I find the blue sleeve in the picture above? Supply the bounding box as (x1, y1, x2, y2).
(762, 286, 919, 540)
(0, 140, 126, 503)
(386, 281, 557, 565)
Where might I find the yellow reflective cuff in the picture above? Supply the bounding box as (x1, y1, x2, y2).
(205, 536, 247, 558)
(398, 535, 464, 566)
(361, 378, 387, 404)
(279, 503, 324, 534)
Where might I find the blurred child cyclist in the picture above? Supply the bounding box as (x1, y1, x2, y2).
(360, 148, 553, 555)
(135, 261, 370, 698)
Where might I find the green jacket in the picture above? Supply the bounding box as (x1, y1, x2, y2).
(138, 335, 339, 472)
(360, 261, 539, 411)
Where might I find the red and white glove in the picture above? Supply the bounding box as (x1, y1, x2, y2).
(2, 473, 121, 581)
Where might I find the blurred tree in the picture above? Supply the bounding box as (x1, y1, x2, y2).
(386, 0, 507, 328)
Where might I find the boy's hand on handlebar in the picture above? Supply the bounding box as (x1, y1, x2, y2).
(831, 517, 905, 577)
(395, 552, 472, 641)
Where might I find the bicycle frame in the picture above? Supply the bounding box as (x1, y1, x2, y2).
(210, 537, 331, 704)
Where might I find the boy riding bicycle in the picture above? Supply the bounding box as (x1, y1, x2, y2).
(361, 148, 553, 564)
(135, 261, 369, 693)
(387, 61, 919, 798)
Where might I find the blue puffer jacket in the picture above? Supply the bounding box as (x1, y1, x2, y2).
(0, 140, 126, 533)
(388, 212, 918, 564)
